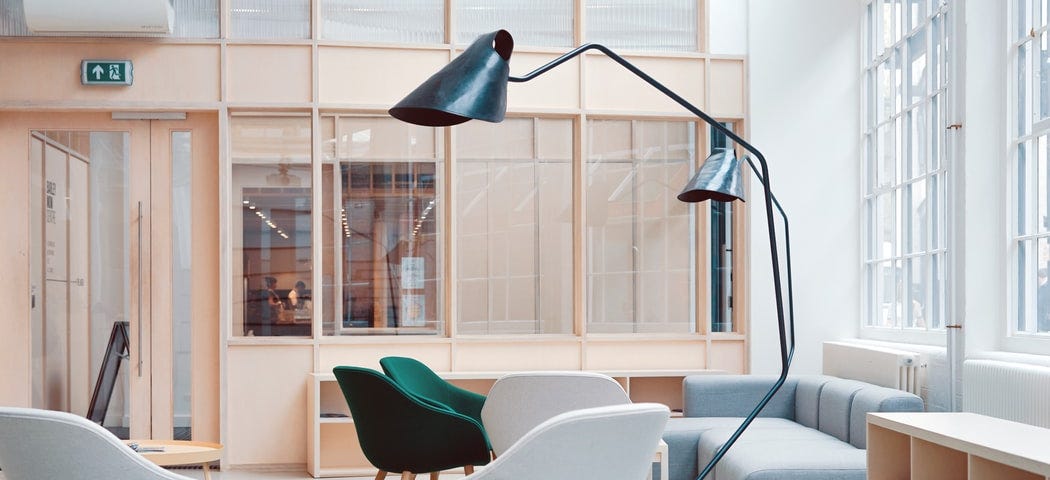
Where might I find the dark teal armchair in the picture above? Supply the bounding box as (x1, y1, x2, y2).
(380, 356, 486, 426)
(332, 366, 491, 479)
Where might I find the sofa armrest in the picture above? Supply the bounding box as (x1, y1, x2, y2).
(848, 386, 924, 448)
(683, 375, 799, 418)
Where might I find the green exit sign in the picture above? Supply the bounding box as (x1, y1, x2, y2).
(81, 60, 133, 86)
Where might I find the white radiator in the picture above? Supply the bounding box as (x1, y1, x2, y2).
(963, 357, 1050, 429)
(822, 341, 924, 395)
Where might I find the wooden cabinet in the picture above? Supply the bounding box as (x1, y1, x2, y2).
(867, 412, 1050, 480)
(307, 369, 717, 478)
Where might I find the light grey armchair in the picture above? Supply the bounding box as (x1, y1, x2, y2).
(480, 371, 632, 456)
(465, 403, 669, 480)
(0, 407, 195, 480)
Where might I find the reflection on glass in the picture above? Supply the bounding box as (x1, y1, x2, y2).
(709, 123, 734, 333)
(456, 118, 573, 335)
(322, 116, 443, 335)
(586, 120, 695, 334)
(30, 130, 131, 437)
(231, 117, 313, 337)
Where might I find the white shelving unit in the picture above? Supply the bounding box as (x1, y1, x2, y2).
(307, 369, 719, 478)
(868, 412, 1050, 480)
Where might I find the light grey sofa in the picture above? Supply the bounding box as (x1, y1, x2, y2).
(662, 375, 924, 480)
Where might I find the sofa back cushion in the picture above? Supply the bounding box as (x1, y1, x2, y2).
(683, 375, 799, 419)
(847, 386, 924, 448)
(794, 376, 834, 429)
(816, 379, 867, 443)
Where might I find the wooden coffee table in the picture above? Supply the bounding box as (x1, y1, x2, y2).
(127, 440, 223, 480)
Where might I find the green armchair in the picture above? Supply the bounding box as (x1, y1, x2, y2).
(332, 366, 491, 480)
(380, 356, 486, 426)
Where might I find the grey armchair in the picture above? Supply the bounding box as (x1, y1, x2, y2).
(0, 407, 194, 480)
(465, 403, 670, 480)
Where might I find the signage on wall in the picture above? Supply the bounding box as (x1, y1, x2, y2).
(81, 60, 133, 86)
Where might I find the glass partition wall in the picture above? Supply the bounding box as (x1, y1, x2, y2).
(213, 0, 743, 340)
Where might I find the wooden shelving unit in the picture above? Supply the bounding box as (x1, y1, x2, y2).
(307, 369, 719, 478)
(867, 412, 1050, 480)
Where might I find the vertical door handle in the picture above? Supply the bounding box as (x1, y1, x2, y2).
(137, 201, 143, 377)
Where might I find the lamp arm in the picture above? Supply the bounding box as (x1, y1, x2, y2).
(512, 43, 793, 480)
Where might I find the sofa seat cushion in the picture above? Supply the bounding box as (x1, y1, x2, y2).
(696, 421, 852, 473)
(664, 417, 798, 480)
(715, 442, 867, 480)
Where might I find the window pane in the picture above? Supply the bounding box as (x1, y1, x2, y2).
(1018, 238, 1050, 333)
(894, 47, 904, 112)
(173, 0, 219, 38)
(908, 0, 926, 29)
(171, 131, 193, 438)
(878, 59, 892, 122)
(875, 260, 900, 327)
(1017, 0, 1029, 41)
(230, 0, 310, 39)
(878, 123, 893, 188)
(455, 0, 572, 48)
(1040, 135, 1050, 234)
(906, 180, 928, 253)
(881, 0, 893, 47)
(709, 123, 735, 333)
(1019, 140, 1031, 236)
(0, 0, 30, 36)
(930, 252, 945, 329)
(905, 256, 927, 328)
(322, 116, 443, 335)
(231, 116, 313, 337)
(321, 0, 443, 43)
(908, 27, 927, 106)
(585, 0, 697, 52)
(456, 118, 573, 334)
(1020, 42, 1031, 137)
(1041, 32, 1050, 121)
(586, 120, 695, 333)
(876, 193, 895, 260)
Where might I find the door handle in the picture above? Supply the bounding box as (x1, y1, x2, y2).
(137, 201, 143, 377)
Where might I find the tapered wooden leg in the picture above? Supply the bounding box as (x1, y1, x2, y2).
(401, 472, 415, 480)
(430, 472, 440, 480)
(375, 471, 388, 480)
(464, 465, 475, 475)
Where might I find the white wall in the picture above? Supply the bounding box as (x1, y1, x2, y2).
(746, 0, 863, 374)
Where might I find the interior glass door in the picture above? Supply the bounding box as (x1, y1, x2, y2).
(27, 118, 201, 441)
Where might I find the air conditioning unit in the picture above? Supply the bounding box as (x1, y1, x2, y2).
(23, 0, 174, 35)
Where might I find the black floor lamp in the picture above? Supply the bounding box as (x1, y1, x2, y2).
(388, 30, 796, 479)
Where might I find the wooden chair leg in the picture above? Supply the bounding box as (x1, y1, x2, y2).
(430, 472, 440, 480)
(464, 465, 475, 475)
(375, 471, 388, 480)
(401, 472, 415, 480)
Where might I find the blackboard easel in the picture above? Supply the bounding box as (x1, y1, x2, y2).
(87, 321, 130, 425)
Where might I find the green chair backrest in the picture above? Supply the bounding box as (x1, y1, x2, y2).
(380, 356, 487, 425)
(331, 366, 490, 474)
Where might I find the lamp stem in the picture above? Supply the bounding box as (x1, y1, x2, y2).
(512, 43, 794, 480)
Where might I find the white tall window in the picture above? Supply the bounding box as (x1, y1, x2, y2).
(863, 0, 951, 334)
(1011, 0, 1050, 336)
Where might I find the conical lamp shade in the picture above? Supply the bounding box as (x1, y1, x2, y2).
(677, 149, 746, 203)
(389, 30, 514, 127)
